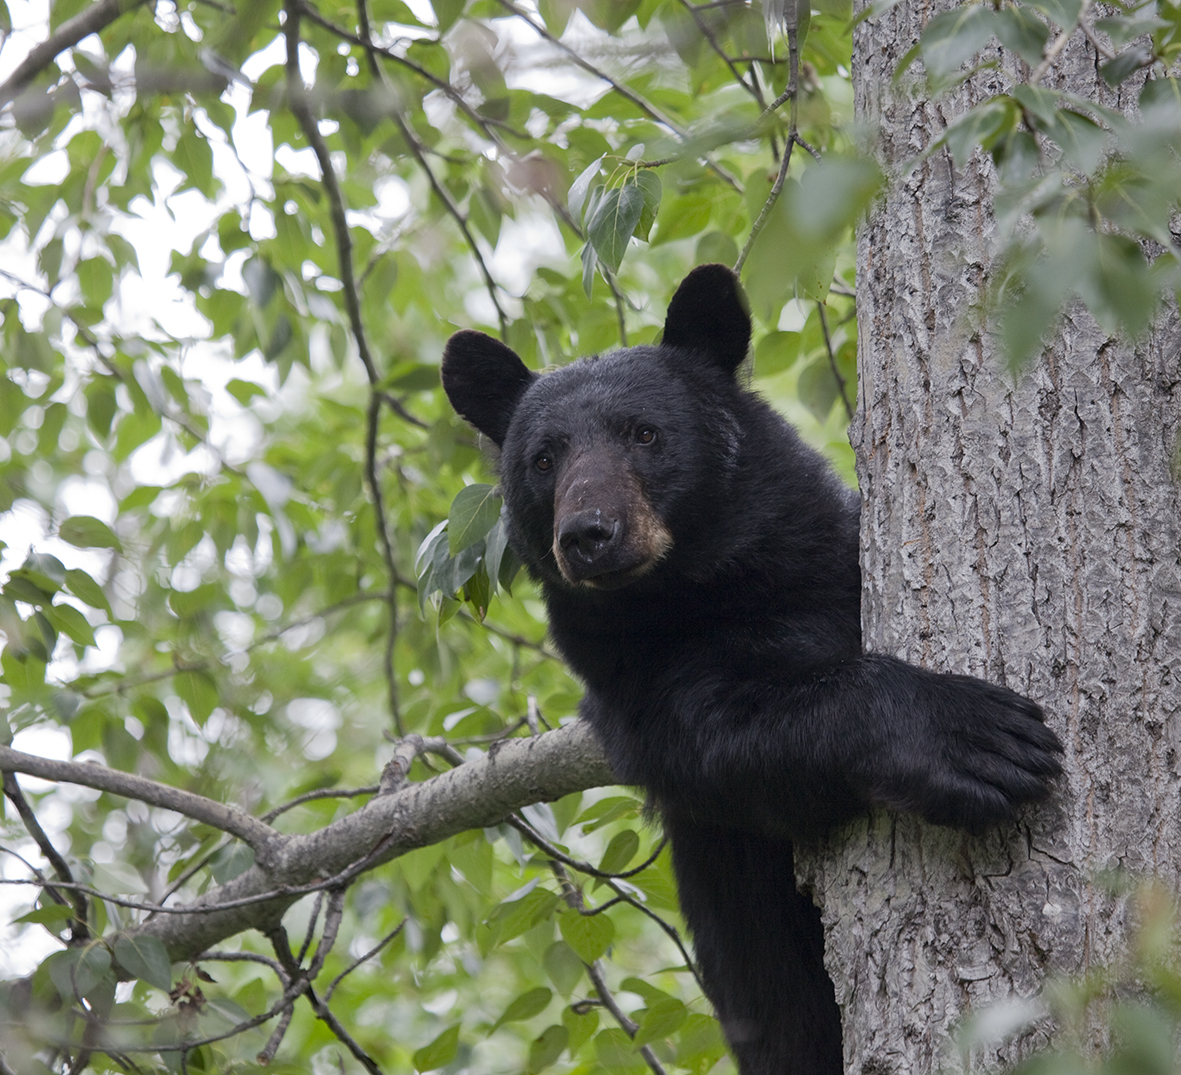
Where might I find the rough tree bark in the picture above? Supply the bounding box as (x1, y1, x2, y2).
(795, 7, 1181, 1073)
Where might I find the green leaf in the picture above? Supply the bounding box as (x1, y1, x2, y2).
(653, 194, 712, 244)
(1139, 76, 1181, 116)
(15, 904, 77, 928)
(559, 908, 615, 963)
(168, 583, 220, 619)
(527, 1024, 569, 1073)
(173, 128, 215, 197)
(59, 515, 122, 552)
(1025, 0, 1083, 29)
(594, 1028, 645, 1073)
(598, 830, 640, 874)
(64, 569, 111, 615)
(631, 171, 662, 242)
(798, 355, 845, 421)
(1, 649, 47, 694)
(563, 1005, 599, 1054)
(634, 997, 688, 1046)
(569, 154, 605, 222)
(413, 1024, 461, 1072)
(1101, 46, 1154, 87)
(543, 941, 584, 995)
(114, 935, 173, 991)
(226, 377, 268, 405)
(84, 377, 118, 438)
(0, 376, 25, 436)
(176, 669, 218, 724)
(492, 986, 553, 1031)
(43, 602, 96, 647)
(993, 5, 1050, 65)
(77, 256, 114, 309)
(919, 5, 998, 83)
(492, 887, 562, 944)
(755, 330, 800, 375)
(210, 843, 255, 884)
(587, 185, 645, 274)
(47, 945, 112, 1000)
(483, 513, 512, 595)
(940, 96, 1020, 166)
(581, 233, 598, 297)
(18, 552, 67, 593)
(1050, 109, 1108, 174)
(448, 484, 502, 555)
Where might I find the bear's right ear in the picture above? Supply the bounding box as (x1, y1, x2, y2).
(662, 263, 752, 375)
(441, 330, 537, 447)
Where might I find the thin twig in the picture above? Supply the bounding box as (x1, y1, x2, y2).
(198, 949, 287, 975)
(2, 773, 89, 940)
(269, 924, 385, 1075)
(1030, 0, 1094, 85)
(600, 881, 705, 994)
(261, 784, 380, 824)
(366, 395, 405, 735)
(257, 1004, 295, 1065)
(396, 111, 510, 335)
(297, 0, 515, 144)
(507, 813, 666, 880)
(605, 267, 629, 345)
(678, 0, 765, 105)
(325, 920, 406, 1001)
(296, 891, 325, 964)
(734, 22, 801, 272)
(816, 303, 853, 420)
(288, 0, 407, 733)
(550, 862, 667, 1075)
(512, 802, 707, 1019)
(496, 0, 680, 134)
(307, 888, 347, 979)
(284, 2, 380, 386)
(82, 591, 393, 701)
(735, 134, 795, 271)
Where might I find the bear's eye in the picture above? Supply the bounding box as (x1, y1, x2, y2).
(534, 453, 553, 472)
(636, 427, 657, 445)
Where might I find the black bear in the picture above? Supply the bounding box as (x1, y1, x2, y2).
(441, 264, 1062, 1075)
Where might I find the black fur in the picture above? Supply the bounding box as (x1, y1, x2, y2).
(441, 264, 1063, 1075)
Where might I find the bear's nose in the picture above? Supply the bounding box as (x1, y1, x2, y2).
(557, 510, 618, 563)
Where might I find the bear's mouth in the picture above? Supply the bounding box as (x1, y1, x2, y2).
(553, 541, 671, 589)
(572, 558, 663, 590)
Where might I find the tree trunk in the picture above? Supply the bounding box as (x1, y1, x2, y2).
(795, 7, 1181, 1072)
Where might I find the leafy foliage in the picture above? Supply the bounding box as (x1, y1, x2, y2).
(0, 0, 1176, 1071)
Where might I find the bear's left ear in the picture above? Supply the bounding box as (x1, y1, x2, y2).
(442, 330, 537, 447)
(662, 263, 752, 374)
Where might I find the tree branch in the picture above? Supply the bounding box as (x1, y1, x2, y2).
(125, 721, 613, 964)
(0, 0, 149, 108)
(678, 0, 764, 106)
(0, 745, 277, 850)
(283, 0, 382, 386)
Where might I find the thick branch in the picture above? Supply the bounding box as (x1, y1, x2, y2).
(128, 721, 613, 963)
(0, 0, 148, 107)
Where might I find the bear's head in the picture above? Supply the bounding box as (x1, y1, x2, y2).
(441, 264, 752, 590)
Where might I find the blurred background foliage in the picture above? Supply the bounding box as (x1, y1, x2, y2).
(0, 0, 1177, 1070)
